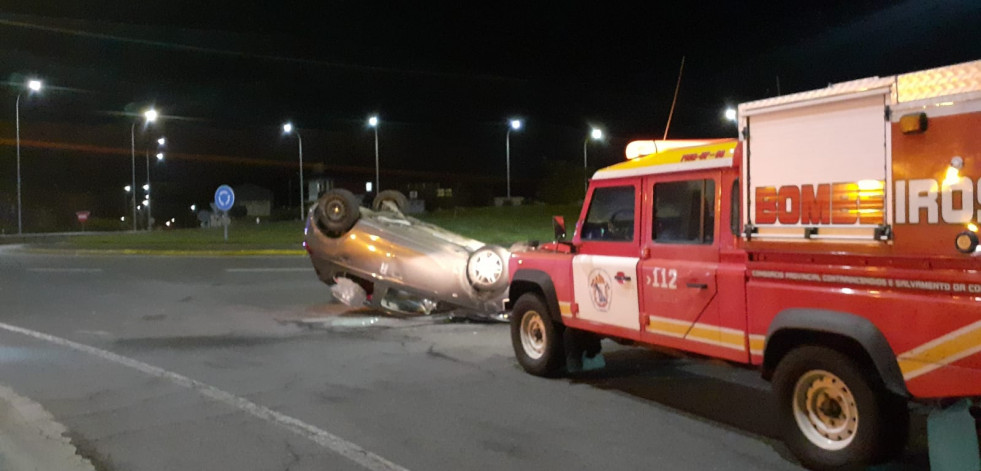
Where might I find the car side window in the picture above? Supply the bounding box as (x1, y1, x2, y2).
(653, 179, 715, 244)
(580, 186, 635, 242)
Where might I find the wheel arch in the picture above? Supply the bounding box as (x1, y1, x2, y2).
(508, 269, 562, 323)
(762, 308, 909, 398)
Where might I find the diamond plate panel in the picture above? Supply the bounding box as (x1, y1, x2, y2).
(740, 59, 981, 113)
(896, 59, 981, 102)
(739, 77, 893, 114)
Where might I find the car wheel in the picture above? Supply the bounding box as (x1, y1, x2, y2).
(772, 346, 908, 470)
(466, 245, 509, 291)
(372, 190, 408, 212)
(316, 189, 361, 236)
(510, 293, 564, 377)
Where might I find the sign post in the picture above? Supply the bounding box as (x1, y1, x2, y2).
(214, 185, 235, 241)
(76, 211, 90, 232)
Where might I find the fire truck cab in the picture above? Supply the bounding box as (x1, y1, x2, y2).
(507, 60, 981, 470)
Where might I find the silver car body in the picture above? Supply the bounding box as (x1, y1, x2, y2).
(304, 203, 508, 314)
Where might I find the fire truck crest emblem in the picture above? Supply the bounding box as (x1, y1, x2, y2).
(587, 269, 612, 312)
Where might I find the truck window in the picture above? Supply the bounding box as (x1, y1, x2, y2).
(581, 186, 635, 242)
(653, 179, 715, 244)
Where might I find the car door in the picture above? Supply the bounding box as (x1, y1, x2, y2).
(572, 182, 641, 332)
(640, 174, 721, 348)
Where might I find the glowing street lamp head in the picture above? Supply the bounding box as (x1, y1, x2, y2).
(590, 128, 603, 140)
(124, 185, 132, 192)
(143, 108, 158, 123)
(282, 122, 293, 134)
(368, 116, 379, 127)
(143, 184, 150, 191)
(27, 80, 42, 92)
(156, 152, 164, 161)
(724, 108, 737, 121)
(510, 119, 522, 130)
(157, 137, 166, 146)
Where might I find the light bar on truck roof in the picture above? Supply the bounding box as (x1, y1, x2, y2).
(625, 139, 732, 160)
(594, 139, 737, 181)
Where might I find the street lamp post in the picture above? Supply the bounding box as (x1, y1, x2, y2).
(283, 123, 304, 220)
(15, 79, 43, 234)
(145, 137, 165, 231)
(368, 116, 379, 193)
(583, 128, 603, 194)
(505, 119, 522, 200)
(124, 185, 132, 221)
(130, 108, 158, 231)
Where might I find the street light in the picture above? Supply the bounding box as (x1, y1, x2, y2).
(15, 78, 43, 234)
(130, 108, 158, 230)
(282, 122, 304, 220)
(368, 115, 380, 193)
(724, 108, 737, 121)
(584, 127, 604, 193)
(506, 119, 523, 200)
(145, 136, 165, 231)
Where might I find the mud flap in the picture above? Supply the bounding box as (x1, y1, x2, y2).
(927, 399, 981, 471)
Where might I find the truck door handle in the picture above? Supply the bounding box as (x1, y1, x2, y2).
(615, 272, 632, 282)
(686, 282, 708, 289)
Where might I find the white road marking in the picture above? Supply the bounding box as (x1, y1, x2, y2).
(0, 321, 409, 471)
(27, 268, 103, 273)
(225, 268, 309, 273)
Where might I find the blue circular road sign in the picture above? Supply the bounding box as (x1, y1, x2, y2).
(214, 185, 235, 211)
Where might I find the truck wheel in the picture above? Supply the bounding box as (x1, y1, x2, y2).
(510, 293, 564, 377)
(316, 189, 361, 236)
(372, 190, 408, 212)
(772, 346, 908, 470)
(466, 245, 509, 292)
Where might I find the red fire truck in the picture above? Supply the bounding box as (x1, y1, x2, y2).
(507, 60, 981, 469)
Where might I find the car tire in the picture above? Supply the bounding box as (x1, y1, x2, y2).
(510, 293, 564, 377)
(372, 190, 408, 212)
(772, 346, 908, 470)
(466, 245, 509, 292)
(316, 189, 361, 236)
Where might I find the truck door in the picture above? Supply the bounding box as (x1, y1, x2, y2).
(640, 174, 722, 352)
(572, 182, 641, 333)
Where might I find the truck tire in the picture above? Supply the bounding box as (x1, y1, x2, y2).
(316, 189, 361, 236)
(466, 245, 509, 292)
(372, 190, 408, 212)
(772, 346, 908, 470)
(510, 293, 564, 377)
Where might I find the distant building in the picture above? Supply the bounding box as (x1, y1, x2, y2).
(233, 184, 273, 217)
(307, 176, 334, 202)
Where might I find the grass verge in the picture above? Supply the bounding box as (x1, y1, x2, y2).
(25, 204, 582, 253)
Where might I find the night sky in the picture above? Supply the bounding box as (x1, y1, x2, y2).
(1, 1, 980, 230)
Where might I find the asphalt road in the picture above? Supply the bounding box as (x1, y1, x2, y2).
(0, 248, 929, 470)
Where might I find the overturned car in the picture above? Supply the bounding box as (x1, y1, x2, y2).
(304, 189, 511, 317)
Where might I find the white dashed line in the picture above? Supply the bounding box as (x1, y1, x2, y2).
(225, 268, 310, 273)
(27, 268, 103, 273)
(0, 321, 410, 471)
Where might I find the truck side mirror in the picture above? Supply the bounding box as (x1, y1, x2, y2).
(553, 216, 566, 241)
